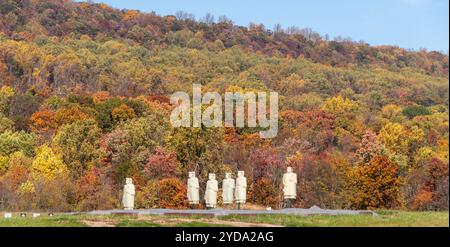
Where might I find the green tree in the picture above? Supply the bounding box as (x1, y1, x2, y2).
(52, 119, 103, 178)
(402, 105, 431, 118)
(167, 126, 225, 182)
(0, 130, 36, 157)
(105, 111, 170, 182)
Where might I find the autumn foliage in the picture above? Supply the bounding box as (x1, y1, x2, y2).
(29, 110, 56, 133)
(350, 156, 403, 209)
(0, 0, 448, 212)
(158, 178, 188, 209)
(412, 158, 449, 210)
(144, 147, 180, 179)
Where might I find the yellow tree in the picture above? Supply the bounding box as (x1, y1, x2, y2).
(322, 95, 358, 116)
(322, 95, 360, 133)
(378, 122, 408, 154)
(31, 145, 67, 180)
(0, 155, 7, 174)
(0, 85, 14, 114)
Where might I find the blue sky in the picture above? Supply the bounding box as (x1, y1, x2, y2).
(89, 0, 449, 52)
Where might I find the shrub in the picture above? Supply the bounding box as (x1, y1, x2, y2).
(135, 180, 159, 209)
(74, 167, 118, 211)
(158, 178, 188, 209)
(32, 175, 73, 212)
(253, 178, 281, 208)
(0, 156, 30, 211)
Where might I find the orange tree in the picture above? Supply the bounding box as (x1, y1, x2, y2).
(158, 178, 188, 209)
(349, 156, 403, 209)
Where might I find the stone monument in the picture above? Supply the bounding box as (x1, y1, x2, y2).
(122, 177, 135, 210)
(222, 173, 235, 204)
(235, 171, 247, 209)
(205, 173, 218, 209)
(282, 167, 297, 208)
(187, 171, 200, 205)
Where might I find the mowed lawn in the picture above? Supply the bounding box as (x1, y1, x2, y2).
(220, 211, 449, 227)
(0, 211, 448, 227)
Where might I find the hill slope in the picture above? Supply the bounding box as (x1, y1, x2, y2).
(0, 0, 448, 212)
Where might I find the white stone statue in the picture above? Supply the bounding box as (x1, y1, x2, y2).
(187, 171, 200, 205)
(235, 171, 247, 204)
(205, 173, 218, 208)
(283, 167, 297, 199)
(122, 178, 135, 210)
(222, 173, 235, 204)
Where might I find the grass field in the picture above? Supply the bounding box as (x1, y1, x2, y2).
(0, 211, 448, 227)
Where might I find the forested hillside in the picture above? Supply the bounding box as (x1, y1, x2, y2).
(0, 0, 448, 211)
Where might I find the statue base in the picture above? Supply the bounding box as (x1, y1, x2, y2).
(283, 199, 295, 208)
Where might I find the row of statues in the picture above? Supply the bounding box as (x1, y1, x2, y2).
(122, 167, 298, 210)
(188, 171, 248, 208)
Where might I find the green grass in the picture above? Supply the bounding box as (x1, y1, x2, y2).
(219, 211, 449, 227)
(174, 222, 233, 227)
(0, 211, 447, 227)
(116, 220, 162, 227)
(0, 215, 87, 227)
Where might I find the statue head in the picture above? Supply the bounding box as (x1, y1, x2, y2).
(125, 178, 132, 184)
(237, 171, 245, 177)
(287, 167, 293, 173)
(188, 171, 196, 178)
(225, 172, 232, 179)
(209, 173, 216, 180)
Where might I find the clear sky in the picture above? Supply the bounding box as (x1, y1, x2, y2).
(88, 0, 449, 52)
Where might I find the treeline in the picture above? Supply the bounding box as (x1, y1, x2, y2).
(0, 0, 448, 212)
(0, 0, 448, 78)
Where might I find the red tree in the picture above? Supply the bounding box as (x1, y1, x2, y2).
(144, 147, 180, 179)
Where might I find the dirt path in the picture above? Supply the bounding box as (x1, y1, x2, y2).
(79, 215, 282, 227)
(81, 220, 117, 227)
(175, 218, 283, 227)
(137, 215, 283, 227)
